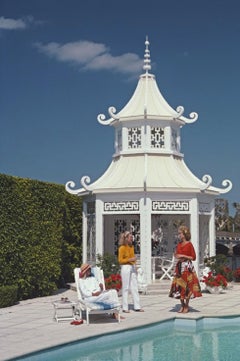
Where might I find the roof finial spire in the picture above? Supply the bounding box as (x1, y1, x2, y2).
(143, 36, 151, 73)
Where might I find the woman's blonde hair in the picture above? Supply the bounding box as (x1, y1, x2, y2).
(178, 225, 191, 241)
(119, 231, 131, 246)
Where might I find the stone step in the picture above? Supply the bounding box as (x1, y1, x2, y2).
(146, 281, 171, 295)
(68, 280, 171, 295)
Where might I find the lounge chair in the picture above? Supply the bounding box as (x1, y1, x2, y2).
(159, 254, 176, 280)
(74, 267, 121, 325)
(137, 267, 148, 294)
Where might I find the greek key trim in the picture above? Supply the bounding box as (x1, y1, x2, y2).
(104, 201, 139, 212)
(152, 201, 189, 212)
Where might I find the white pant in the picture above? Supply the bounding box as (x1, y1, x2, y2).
(121, 264, 141, 311)
(84, 289, 120, 308)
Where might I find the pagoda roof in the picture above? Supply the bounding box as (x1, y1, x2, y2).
(97, 38, 197, 126)
(66, 154, 232, 196)
(66, 38, 232, 197)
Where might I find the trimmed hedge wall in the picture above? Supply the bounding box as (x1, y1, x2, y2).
(0, 174, 82, 302)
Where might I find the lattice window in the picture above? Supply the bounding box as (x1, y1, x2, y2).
(151, 127, 165, 148)
(130, 220, 140, 255)
(151, 214, 189, 256)
(114, 219, 127, 254)
(87, 214, 96, 263)
(128, 127, 141, 148)
(116, 129, 122, 152)
(199, 215, 210, 262)
(113, 218, 140, 255)
(87, 201, 95, 215)
(171, 128, 178, 151)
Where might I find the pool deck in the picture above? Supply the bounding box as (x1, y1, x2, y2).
(1, 281, 240, 361)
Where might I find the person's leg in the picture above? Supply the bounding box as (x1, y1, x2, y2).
(183, 298, 189, 313)
(121, 265, 131, 312)
(178, 299, 185, 313)
(98, 289, 120, 307)
(130, 268, 142, 311)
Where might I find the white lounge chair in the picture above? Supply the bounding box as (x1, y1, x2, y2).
(159, 254, 176, 280)
(137, 267, 148, 294)
(74, 267, 121, 325)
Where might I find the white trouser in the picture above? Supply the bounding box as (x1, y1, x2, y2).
(85, 289, 120, 308)
(121, 264, 141, 311)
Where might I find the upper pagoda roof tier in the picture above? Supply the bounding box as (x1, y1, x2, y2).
(98, 38, 198, 126)
(66, 38, 232, 198)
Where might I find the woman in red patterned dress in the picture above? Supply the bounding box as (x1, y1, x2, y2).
(169, 225, 202, 313)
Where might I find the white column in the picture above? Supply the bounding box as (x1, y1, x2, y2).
(209, 199, 216, 257)
(95, 198, 103, 257)
(140, 195, 152, 284)
(190, 198, 200, 275)
(82, 201, 88, 263)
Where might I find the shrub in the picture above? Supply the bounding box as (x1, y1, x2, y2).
(0, 285, 18, 308)
(0, 174, 82, 301)
(96, 253, 120, 278)
(204, 254, 234, 282)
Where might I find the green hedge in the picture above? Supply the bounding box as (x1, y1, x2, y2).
(0, 174, 82, 302)
(0, 285, 18, 308)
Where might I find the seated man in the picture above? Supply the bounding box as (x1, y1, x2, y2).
(79, 263, 121, 311)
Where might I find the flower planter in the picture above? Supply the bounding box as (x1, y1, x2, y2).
(206, 286, 223, 294)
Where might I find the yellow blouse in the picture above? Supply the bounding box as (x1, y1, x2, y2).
(118, 244, 135, 265)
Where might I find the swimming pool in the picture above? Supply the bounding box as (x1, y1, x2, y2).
(13, 316, 240, 361)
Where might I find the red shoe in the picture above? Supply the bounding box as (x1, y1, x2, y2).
(71, 319, 83, 325)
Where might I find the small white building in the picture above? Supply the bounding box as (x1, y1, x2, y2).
(66, 38, 232, 283)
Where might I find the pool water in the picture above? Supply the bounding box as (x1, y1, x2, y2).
(14, 316, 240, 361)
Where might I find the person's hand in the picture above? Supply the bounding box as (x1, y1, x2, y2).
(176, 253, 188, 260)
(176, 253, 182, 258)
(92, 290, 101, 296)
(99, 283, 104, 291)
(129, 256, 137, 262)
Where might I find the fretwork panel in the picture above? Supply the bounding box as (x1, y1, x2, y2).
(151, 127, 165, 148)
(116, 129, 122, 153)
(151, 214, 189, 257)
(171, 128, 178, 151)
(113, 218, 140, 255)
(87, 201, 95, 215)
(104, 201, 139, 212)
(152, 201, 189, 212)
(199, 215, 210, 263)
(128, 127, 141, 148)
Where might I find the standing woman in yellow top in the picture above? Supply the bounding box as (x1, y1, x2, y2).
(118, 231, 144, 313)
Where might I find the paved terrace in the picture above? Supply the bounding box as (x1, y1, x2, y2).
(1, 281, 240, 361)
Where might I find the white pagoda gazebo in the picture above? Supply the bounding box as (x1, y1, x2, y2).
(66, 38, 232, 283)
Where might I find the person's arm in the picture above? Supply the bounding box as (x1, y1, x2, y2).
(118, 246, 129, 264)
(79, 278, 93, 298)
(79, 277, 102, 297)
(118, 246, 136, 265)
(176, 243, 196, 261)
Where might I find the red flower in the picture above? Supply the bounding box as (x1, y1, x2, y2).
(105, 273, 122, 291)
(234, 267, 240, 282)
(202, 272, 227, 288)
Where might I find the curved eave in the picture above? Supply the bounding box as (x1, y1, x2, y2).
(66, 155, 225, 196)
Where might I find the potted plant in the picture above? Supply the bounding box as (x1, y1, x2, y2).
(202, 271, 228, 294)
(234, 267, 240, 282)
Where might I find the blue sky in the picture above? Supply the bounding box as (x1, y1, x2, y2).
(1, 0, 239, 215)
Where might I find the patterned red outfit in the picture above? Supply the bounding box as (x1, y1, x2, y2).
(169, 241, 202, 300)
